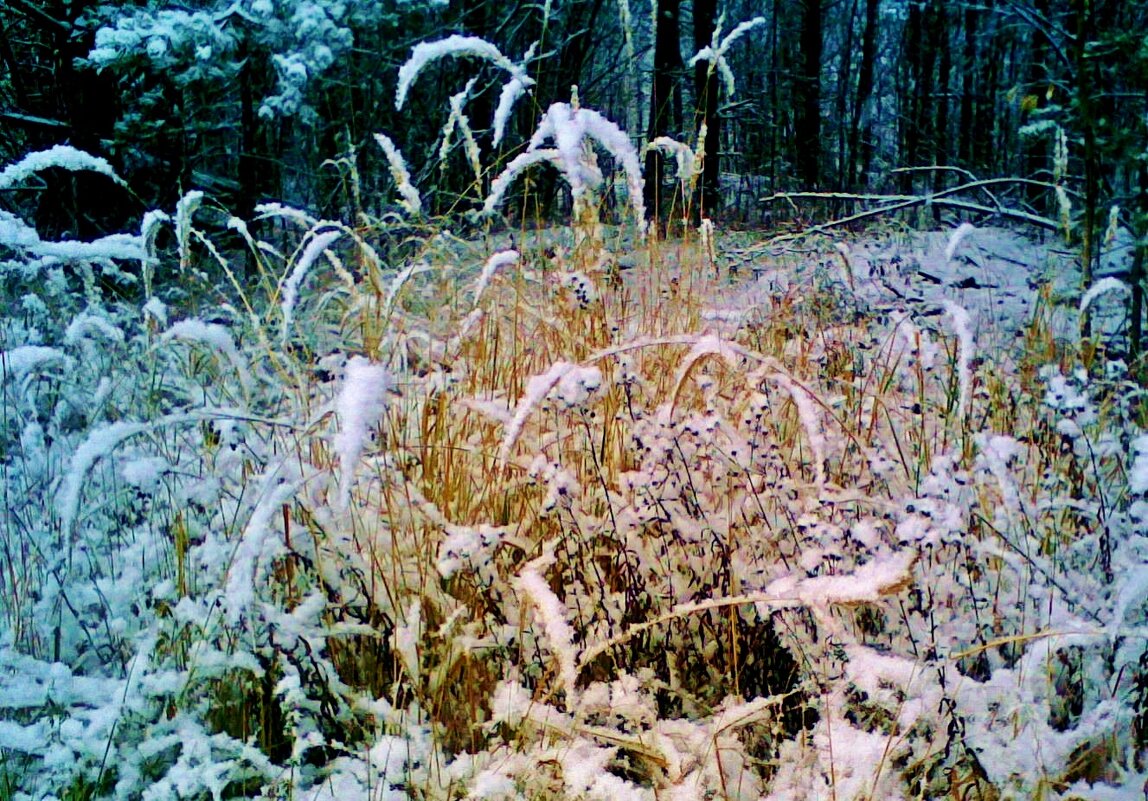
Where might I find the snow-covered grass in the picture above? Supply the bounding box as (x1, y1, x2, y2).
(2, 74, 1148, 801)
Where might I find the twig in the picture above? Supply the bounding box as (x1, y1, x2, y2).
(756, 180, 1059, 246)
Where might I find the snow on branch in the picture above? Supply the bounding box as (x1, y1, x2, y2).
(0, 148, 149, 266)
(0, 145, 126, 191)
(688, 16, 765, 97)
(373, 133, 422, 217)
(395, 35, 533, 110)
(516, 553, 579, 705)
(473, 249, 519, 307)
(646, 136, 696, 183)
(493, 76, 531, 146)
(56, 414, 198, 535)
(163, 319, 253, 394)
(0, 208, 146, 264)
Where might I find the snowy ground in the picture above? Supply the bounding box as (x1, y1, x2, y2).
(3, 208, 1146, 801)
(718, 224, 1134, 354)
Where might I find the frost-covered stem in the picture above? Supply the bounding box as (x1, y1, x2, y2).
(175, 191, 204, 272)
(517, 554, 579, 706)
(473, 250, 519, 308)
(57, 414, 200, 535)
(770, 373, 827, 486)
(942, 301, 974, 422)
(499, 361, 576, 464)
(374, 133, 422, 216)
(334, 356, 390, 509)
(280, 228, 343, 342)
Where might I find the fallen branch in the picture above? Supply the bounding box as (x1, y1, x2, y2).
(758, 178, 1060, 245)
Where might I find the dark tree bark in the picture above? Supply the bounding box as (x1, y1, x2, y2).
(769, 0, 781, 190)
(933, 0, 952, 182)
(973, 0, 998, 172)
(900, 0, 923, 192)
(693, 0, 720, 217)
(27, 0, 131, 239)
(1073, 0, 1099, 333)
(848, 0, 879, 190)
(836, 0, 857, 190)
(1020, 0, 1053, 213)
(923, 0, 948, 218)
(523, 0, 607, 220)
(1132, 155, 1147, 367)
(959, 1, 980, 169)
(794, 0, 822, 188)
(644, 0, 683, 223)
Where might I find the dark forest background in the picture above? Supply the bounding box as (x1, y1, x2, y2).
(1, 0, 1146, 262)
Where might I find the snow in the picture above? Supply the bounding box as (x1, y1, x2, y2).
(5, 95, 1148, 801)
(0, 719, 48, 753)
(175, 190, 204, 267)
(395, 35, 532, 111)
(224, 468, 302, 625)
(56, 420, 153, 534)
(942, 300, 974, 419)
(393, 599, 422, 682)
(688, 16, 766, 97)
(0, 206, 147, 263)
(473, 249, 519, 307)
(374, 132, 422, 216)
(1079, 276, 1129, 315)
(493, 75, 530, 146)
(767, 549, 917, 607)
(517, 555, 579, 703)
(437, 522, 514, 579)
(944, 221, 977, 261)
(0, 145, 125, 190)
(555, 365, 602, 408)
(646, 136, 696, 182)
(162, 318, 252, 391)
(2, 344, 68, 379)
(36, 233, 148, 262)
(486, 102, 646, 232)
(769, 372, 827, 485)
(280, 227, 343, 339)
(499, 360, 577, 463)
(1131, 434, 1148, 494)
(121, 456, 171, 492)
(333, 355, 390, 507)
(469, 768, 518, 799)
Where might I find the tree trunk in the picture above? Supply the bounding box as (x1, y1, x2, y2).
(1132, 155, 1147, 370)
(959, 1, 980, 169)
(1021, 0, 1052, 214)
(795, 0, 822, 188)
(1073, 0, 1098, 336)
(900, 0, 923, 192)
(769, 0, 780, 191)
(836, 0, 857, 191)
(848, 0, 879, 190)
(973, 0, 998, 172)
(693, 0, 720, 217)
(933, 0, 951, 191)
(644, 0, 683, 224)
(32, 0, 129, 239)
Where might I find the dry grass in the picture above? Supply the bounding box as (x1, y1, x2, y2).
(2, 199, 1145, 800)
